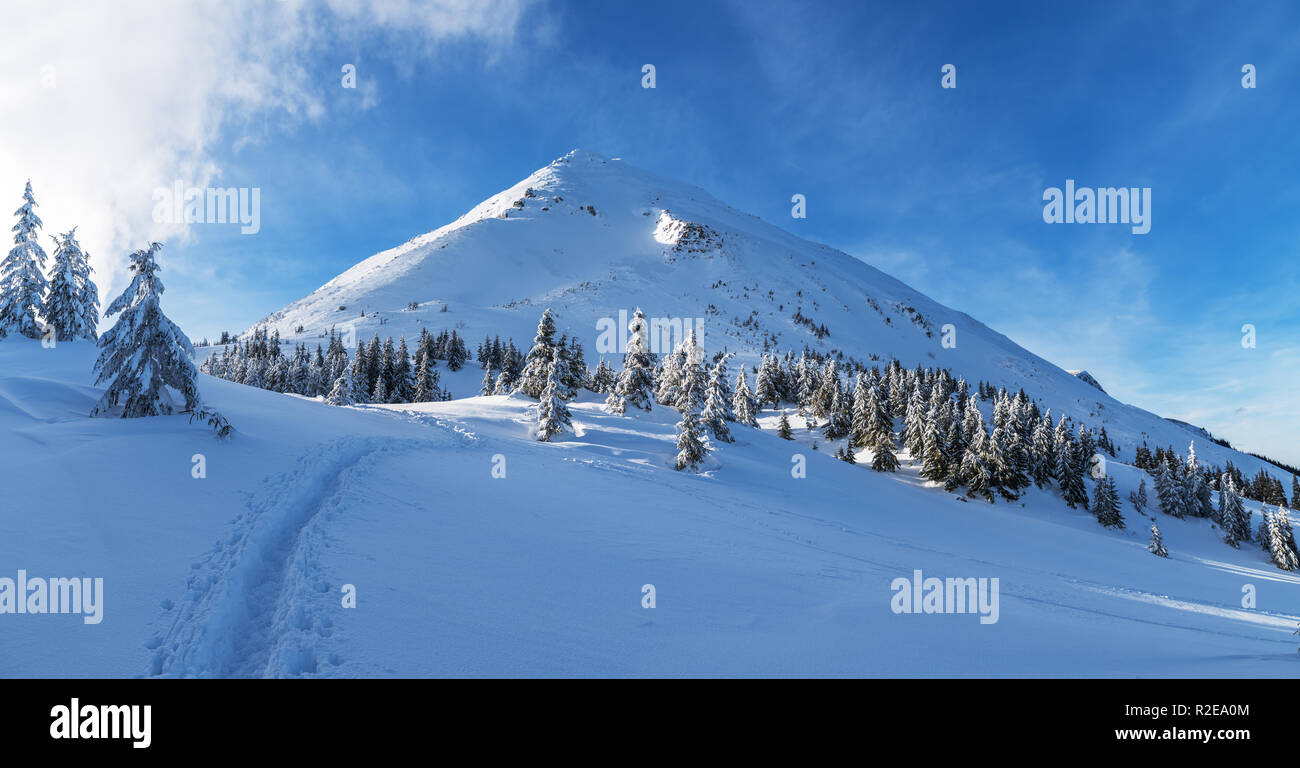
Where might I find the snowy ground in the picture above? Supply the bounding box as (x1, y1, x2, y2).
(2, 339, 1299, 677)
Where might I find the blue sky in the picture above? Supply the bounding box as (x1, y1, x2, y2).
(5, 0, 1298, 464)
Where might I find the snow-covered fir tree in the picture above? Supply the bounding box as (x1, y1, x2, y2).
(44, 227, 100, 341)
(605, 307, 655, 413)
(1147, 523, 1167, 558)
(732, 368, 759, 427)
(1219, 476, 1250, 548)
(1057, 442, 1089, 509)
(1153, 460, 1184, 518)
(519, 308, 559, 399)
(1129, 475, 1148, 514)
(1090, 475, 1124, 528)
(1262, 506, 1300, 571)
(672, 331, 706, 413)
(673, 387, 708, 471)
(0, 181, 49, 339)
(754, 355, 780, 409)
(326, 370, 354, 406)
(776, 409, 794, 440)
(90, 243, 201, 417)
(536, 348, 572, 442)
(700, 355, 735, 443)
(591, 358, 615, 393)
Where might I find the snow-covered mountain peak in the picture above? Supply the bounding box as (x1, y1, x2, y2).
(248, 153, 1286, 481)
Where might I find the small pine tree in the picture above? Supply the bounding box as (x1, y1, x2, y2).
(1147, 523, 1167, 558)
(1129, 476, 1148, 515)
(776, 410, 794, 440)
(841, 440, 856, 464)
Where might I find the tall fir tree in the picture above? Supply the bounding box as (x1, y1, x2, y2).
(606, 307, 656, 413)
(519, 308, 559, 398)
(44, 227, 100, 341)
(700, 356, 735, 443)
(732, 368, 759, 427)
(90, 243, 200, 417)
(674, 386, 708, 471)
(536, 349, 572, 442)
(1090, 475, 1124, 528)
(0, 181, 49, 339)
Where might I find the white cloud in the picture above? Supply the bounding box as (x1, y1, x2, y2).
(0, 0, 534, 314)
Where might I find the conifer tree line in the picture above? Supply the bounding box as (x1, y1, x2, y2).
(0, 181, 100, 342)
(1133, 442, 1295, 507)
(199, 326, 471, 405)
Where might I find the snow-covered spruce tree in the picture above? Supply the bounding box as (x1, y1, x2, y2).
(1030, 412, 1056, 488)
(44, 228, 100, 341)
(673, 387, 708, 471)
(776, 409, 794, 440)
(90, 243, 202, 418)
(349, 342, 370, 403)
(0, 181, 49, 339)
(1219, 476, 1249, 548)
(673, 332, 706, 413)
(1147, 523, 1168, 558)
(413, 352, 439, 402)
(754, 355, 780, 409)
(1153, 460, 1184, 518)
(1264, 506, 1300, 571)
(392, 337, 413, 402)
(591, 358, 615, 394)
(1091, 475, 1124, 529)
(866, 384, 900, 473)
(519, 308, 559, 399)
(1129, 475, 1149, 515)
(821, 387, 851, 440)
(1185, 443, 1214, 518)
(1058, 442, 1089, 509)
(732, 368, 759, 427)
(840, 440, 856, 464)
(700, 356, 735, 443)
(903, 383, 927, 457)
(606, 307, 656, 413)
(536, 349, 571, 442)
(918, 415, 949, 484)
(326, 369, 354, 406)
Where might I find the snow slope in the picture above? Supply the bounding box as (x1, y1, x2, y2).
(2, 339, 1298, 677)
(253, 150, 1292, 487)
